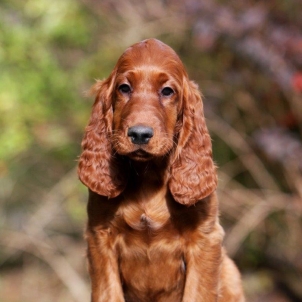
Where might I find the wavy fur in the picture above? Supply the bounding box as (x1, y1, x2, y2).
(78, 38, 244, 302)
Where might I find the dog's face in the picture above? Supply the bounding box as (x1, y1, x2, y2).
(78, 39, 217, 203)
(110, 39, 186, 162)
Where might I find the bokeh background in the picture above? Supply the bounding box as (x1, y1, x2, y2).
(1, 0, 302, 301)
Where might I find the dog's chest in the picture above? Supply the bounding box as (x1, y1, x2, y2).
(116, 210, 185, 301)
(113, 190, 186, 300)
(117, 190, 172, 232)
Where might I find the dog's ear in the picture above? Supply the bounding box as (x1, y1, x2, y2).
(78, 71, 127, 198)
(169, 79, 217, 206)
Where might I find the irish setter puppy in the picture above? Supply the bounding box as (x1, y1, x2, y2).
(78, 38, 245, 302)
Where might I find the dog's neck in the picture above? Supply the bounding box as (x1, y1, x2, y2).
(126, 156, 170, 189)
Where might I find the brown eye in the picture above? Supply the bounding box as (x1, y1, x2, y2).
(118, 84, 131, 94)
(161, 87, 174, 97)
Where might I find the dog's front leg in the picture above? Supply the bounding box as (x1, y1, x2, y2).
(182, 226, 223, 302)
(86, 228, 124, 302)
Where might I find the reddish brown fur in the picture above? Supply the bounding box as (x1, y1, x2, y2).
(78, 39, 245, 302)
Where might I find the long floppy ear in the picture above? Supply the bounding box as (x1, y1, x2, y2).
(78, 72, 127, 198)
(169, 79, 217, 206)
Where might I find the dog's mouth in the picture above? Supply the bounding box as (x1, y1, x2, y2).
(128, 149, 153, 161)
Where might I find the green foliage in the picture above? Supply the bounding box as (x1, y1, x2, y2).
(0, 2, 99, 236)
(0, 0, 90, 162)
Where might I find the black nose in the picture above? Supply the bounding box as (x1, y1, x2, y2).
(127, 125, 154, 145)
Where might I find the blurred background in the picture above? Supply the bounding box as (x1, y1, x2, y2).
(1, 0, 302, 301)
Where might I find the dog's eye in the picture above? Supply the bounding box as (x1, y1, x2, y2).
(161, 87, 174, 97)
(118, 84, 131, 94)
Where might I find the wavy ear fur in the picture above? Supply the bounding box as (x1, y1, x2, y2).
(78, 73, 127, 198)
(169, 79, 217, 206)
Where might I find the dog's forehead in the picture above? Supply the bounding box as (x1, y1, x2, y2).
(130, 39, 177, 56)
(115, 39, 186, 77)
(129, 39, 176, 56)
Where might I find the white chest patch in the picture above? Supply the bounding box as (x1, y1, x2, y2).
(140, 213, 152, 227)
